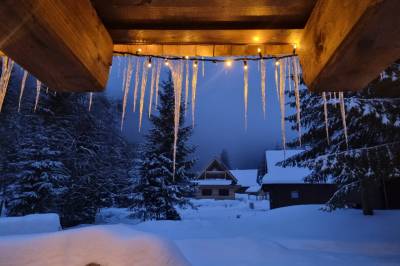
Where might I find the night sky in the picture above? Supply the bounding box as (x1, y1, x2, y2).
(106, 57, 296, 170)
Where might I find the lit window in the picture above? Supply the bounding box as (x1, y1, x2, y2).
(291, 191, 299, 199)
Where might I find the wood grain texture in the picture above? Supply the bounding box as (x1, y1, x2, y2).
(92, 0, 317, 29)
(93, 0, 312, 52)
(298, 0, 400, 92)
(110, 29, 302, 46)
(0, 0, 113, 92)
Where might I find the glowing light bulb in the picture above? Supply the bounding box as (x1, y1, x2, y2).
(253, 36, 260, 42)
(257, 48, 262, 53)
(185, 56, 189, 59)
(137, 48, 142, 53)
(147, 57, 152, 68)
(225, 60, 233, 67)
(194, 61, 198, 68)
(275, 60, 280, 66)
(293, 44, 297, 49)
(243, 61, 248, 70)
(164, 59, 169, 66)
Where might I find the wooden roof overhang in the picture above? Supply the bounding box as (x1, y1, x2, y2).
(0, 0, 399, 92)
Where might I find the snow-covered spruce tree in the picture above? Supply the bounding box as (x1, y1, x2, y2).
(53, 92, 134, 227)
(0, 71, 134, 225)
(284, 61, 400, 214)
(129, 74, 195, 221)
(1, 76, 69, 216)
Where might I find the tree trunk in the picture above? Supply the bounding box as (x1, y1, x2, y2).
(361, 179, 374, 215)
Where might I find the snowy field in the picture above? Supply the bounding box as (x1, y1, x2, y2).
(1, 198, 400, 266)
(131, 199, 400, 266)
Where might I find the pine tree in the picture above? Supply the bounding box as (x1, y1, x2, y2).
(284, 61, 400, 214)
(0, 71, 134, 226)
(130, 74, 195, 221)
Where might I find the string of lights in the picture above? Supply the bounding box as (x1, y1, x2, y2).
(113, 50, 298, 66)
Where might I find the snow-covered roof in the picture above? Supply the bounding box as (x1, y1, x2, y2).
(245, 185, 261, 193)
(194, 179, 233, 186)
(262, 150, 311, 184)
(230, 169, 258, 187)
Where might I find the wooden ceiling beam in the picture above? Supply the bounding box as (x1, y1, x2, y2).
(0, 0, 113, 92)
(110, 29, 302, 47)
(92, 0, 317, 30)
(298, 0, 400, 92)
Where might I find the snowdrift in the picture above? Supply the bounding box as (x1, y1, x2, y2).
(0, 213, 61, 236)
(0, 224, 189, 266)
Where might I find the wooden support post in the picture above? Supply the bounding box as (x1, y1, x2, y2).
(298, 0, 400, 92)
(0, 0, 113, 92)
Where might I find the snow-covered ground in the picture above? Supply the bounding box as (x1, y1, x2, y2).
(133, 199, 400, 266)
(0, 213, 61, 236)
(1, 198, 400, 266)
(0, 224, 188, 266)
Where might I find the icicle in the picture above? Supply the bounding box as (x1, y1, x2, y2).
(122, 61, 127, 92)
(339, 92, 349, 149)
(292, 56, 302, 146)
(34, 79, 41, 112)
(333, 92, 338, 107)
(169, 61, 184, 181)
(88, 92, 93, 112)
(191, 61, 199, 128)
(18, 70, 28, 112)
(274, 60, 280, 100)
(155, 60, 161, 108)
(288, 57, 292, 93)
(148, 60, 157, 118)
(138, 60, 150, 131)
(279, 58, 286, 152)
(322, 92, 330, 145)
(184, 60, 189, 116)
(132, 57, 140, 112)
(260, 59, 266, 119)
(243, 61, 248, 131)
(121, 58, 133, 130)
(0, 57, 14, 112)
(202, 57, 205, 77)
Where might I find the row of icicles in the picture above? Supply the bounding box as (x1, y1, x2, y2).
(0, 55, 349, 180)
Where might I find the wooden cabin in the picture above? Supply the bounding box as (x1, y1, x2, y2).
(261, 150, 336, 209)
(194, 159, 240, 200)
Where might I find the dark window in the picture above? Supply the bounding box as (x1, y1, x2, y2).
(202, 189, 212, 196)
(219, 189, 229, 196)
(291, 191, 300, 199)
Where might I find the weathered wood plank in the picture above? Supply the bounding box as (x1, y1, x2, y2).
(298, 0, 400, 92)
(92, 0, 317, 30)
(113, 44, 294, 57)
(110, 29, 302, 46)
(0, 0, 113, 92)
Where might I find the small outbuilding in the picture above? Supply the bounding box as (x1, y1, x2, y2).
(262, 150, 336, 209)
(230, 169, 265, 199)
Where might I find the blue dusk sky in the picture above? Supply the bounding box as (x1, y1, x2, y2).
(106, 57, 297, 170)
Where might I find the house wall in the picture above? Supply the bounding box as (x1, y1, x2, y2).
(262, 184, 337, 209)
(195, 185, 237, 200)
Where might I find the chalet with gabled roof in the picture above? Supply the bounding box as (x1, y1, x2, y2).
(194, 159, 240, 199)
